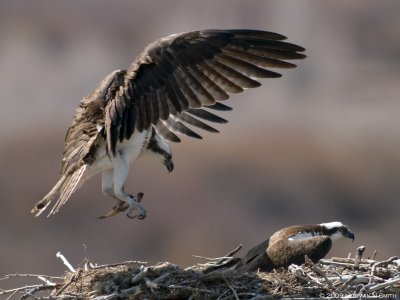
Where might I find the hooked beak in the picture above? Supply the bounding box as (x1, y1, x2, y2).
(165, 159, 174, 173)
(345, 229, 355, 241)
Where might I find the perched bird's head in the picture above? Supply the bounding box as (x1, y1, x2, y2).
(145, 129, 174, 173)
(320, 221, 355, 241)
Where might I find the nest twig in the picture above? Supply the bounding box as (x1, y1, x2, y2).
(1, 246, 399, 299)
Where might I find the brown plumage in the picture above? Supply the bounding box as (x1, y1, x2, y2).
(234, 222, 354, 273)
(32, 29, 305, 218)
(107, 29, 305, 153)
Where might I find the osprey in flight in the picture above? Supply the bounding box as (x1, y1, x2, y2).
(234, 221, 355, 273)
(32, 29, 305, 218)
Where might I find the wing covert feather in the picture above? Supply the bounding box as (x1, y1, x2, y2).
(103, 29, 305, 155)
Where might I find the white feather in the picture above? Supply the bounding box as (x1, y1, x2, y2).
(320, 221, 343, 230)
(288, 231, 321, 241)
(330, 231, 346, 241)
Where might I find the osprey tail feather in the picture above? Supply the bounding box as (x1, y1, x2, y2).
(32, 165, 87, 217)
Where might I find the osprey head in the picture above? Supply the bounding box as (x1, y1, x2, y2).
(145, 129, 174, 173)
(320, 221, 355, 241)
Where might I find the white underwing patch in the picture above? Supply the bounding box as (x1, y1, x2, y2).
(288, 231, 321, 241)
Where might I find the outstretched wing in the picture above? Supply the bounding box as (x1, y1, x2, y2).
(105, 29, 306, 155)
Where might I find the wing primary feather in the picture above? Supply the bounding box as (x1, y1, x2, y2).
(124, 104, 135, 139)
(224, 44, 306, 60)
(227, 29, 287, 40)
(187, 108, 227, 124)
(177, 113, 219, 133)
(115, 92, 128, 142)
(156, 87, 170, 120)
(142, 96, 152, 130)
(169, 78, 190, 110)
(249, 47, 306, 60)
(207, 102, 233, 111)
(205, 60, 261, 88)
(190, 65, 229, 100)
(198, 62, 244, 93)
(135, 97, 144, 132)
(222, 48, 297, 68)
(172, 69, 203, 108)
(106, 106, 118, 156)
(165, 76, 191, 113)
(119, 110, 126, 142)
(148, 87, 160, 124)
(180, 68, 215, 105)
(154, 122, 181, 142)
(164, 84, 182, 113)
(230, 37, 305, 52)
(215, 53, 282, 78)
(165, 45, 220, 106)
(164, 118, 203, 139)
(202, 29, 287, 41)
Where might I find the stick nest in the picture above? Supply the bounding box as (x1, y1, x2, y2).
(1, 246, 399, 299)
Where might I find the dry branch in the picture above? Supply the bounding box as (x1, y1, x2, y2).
(1, 245, 399, 299)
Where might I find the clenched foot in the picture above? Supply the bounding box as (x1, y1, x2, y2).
(98, 193, 144, 219)
(126, 193, 146, 219)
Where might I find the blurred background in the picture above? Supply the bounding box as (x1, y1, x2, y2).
(1, 0, 399, 282)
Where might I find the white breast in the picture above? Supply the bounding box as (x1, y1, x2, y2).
(84, 129, 151, 178)
(116, 129, 152, 161)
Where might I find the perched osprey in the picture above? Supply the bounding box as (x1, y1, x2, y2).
(234, 221, 355, 273)
(32, 29, 305, 218)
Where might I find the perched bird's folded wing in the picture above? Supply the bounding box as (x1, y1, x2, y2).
(105, 29, 306, 155)
(234, 238, 273, 273)
(267, 236, 332, 268)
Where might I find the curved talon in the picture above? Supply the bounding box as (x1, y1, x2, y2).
(126, 208, 146, 220)
(136, 192, 144, 203)
(126, 212, 137, 219)
(100, 193, 145, 219)
(125, 192, 146, 220)
(98, 201, 129, 219)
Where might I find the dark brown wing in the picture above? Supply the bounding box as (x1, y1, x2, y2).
(61, 70, 125, 175)
(267, 236, 332, 268)
(234, 238, 273, 273)
(105, 29, 306, 155)
(236, 235, 332, 273)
